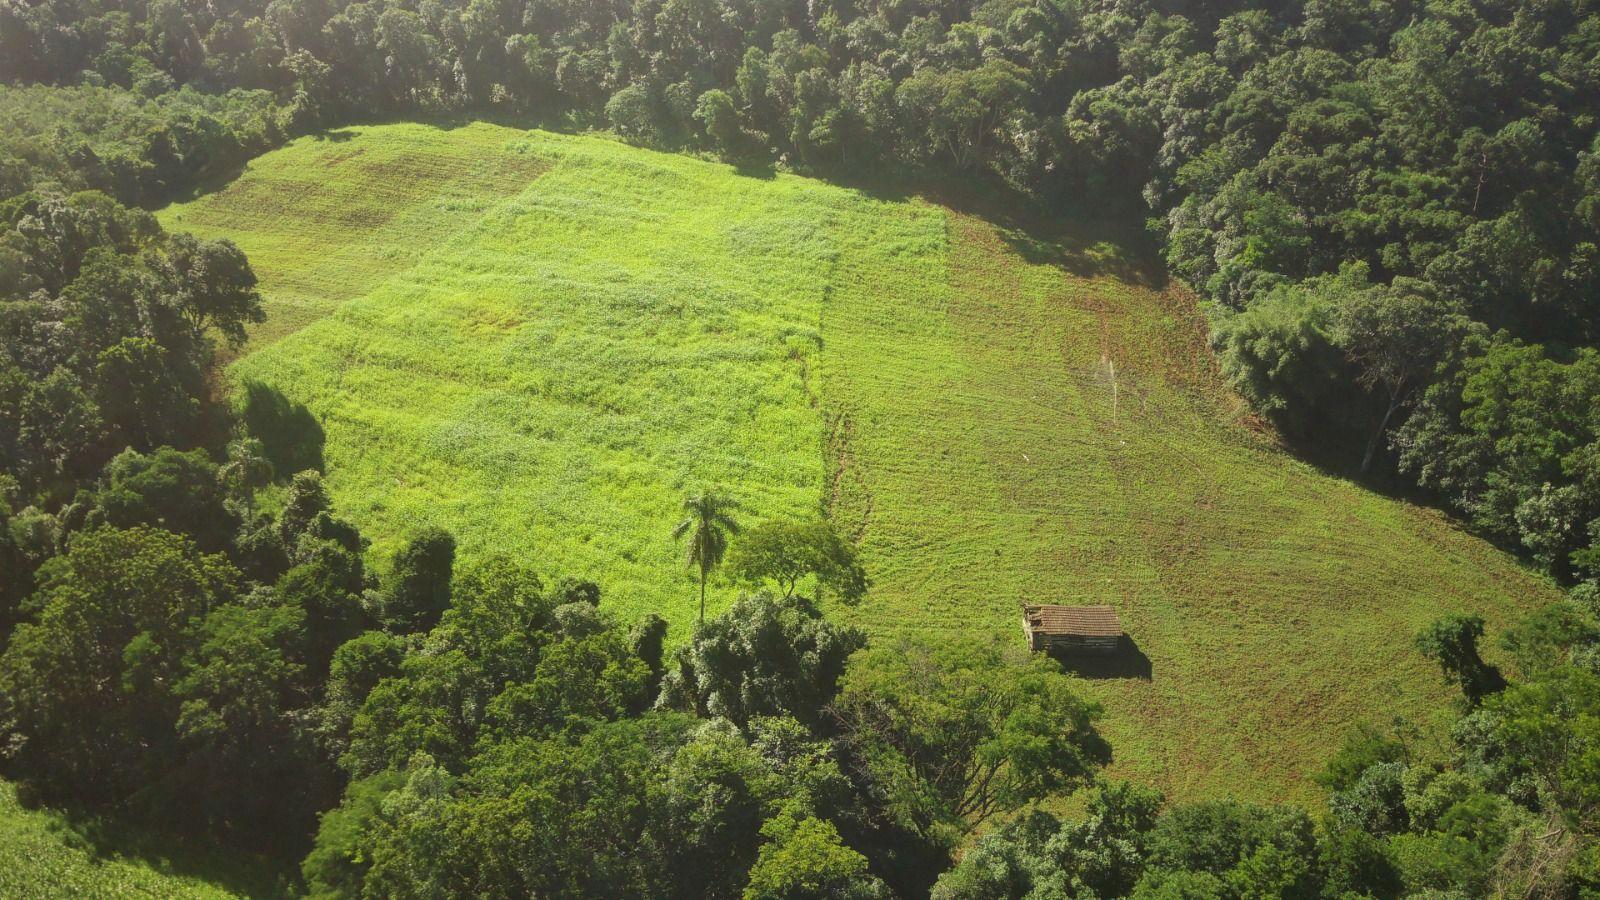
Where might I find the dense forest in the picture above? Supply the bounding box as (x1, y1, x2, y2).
(3, 0, 1600, 895)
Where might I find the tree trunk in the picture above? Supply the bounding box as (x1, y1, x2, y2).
(1361, 392, 1402, 473)
(1472, 151, 1488, 214)
(698, 566, 707, 626)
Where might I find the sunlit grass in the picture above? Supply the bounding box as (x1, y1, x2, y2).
(821, 210, 1557, 803)
(160, 124, 1560, 804)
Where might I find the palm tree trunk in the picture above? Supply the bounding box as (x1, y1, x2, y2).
(698, 566, 707, 626)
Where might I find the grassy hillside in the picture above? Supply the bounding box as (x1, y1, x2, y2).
(0, 780, 283, 898)
(165, 123, 549, 349)
(159, 122, 1560, 803)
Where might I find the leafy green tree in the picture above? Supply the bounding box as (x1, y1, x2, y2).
(482, 626, 650, 736)
(744, 813, 887, 899)
(674, 489, 740, 625)
(1498, 601, 1600, 677)
(1211, 280, 1347, 441)
(302, 769, 406, 898)
(174, 597, 332, 844)
(1317, 825, 1402, 899)
(1386, 791, 1514, 895)
(373, 719, 690, 897)
(279, 469, 333, 546)
(659, 592, 865, 729)
(607, 84, 661, 145)
(932, 781, 1164, 898)
(385, 526, 455, 633)
(92, 336, 195, 448)
(1416, 614, 1507, 705)
(275, 547, 368, 679)
(662, 720, 785, 896)
(13, 367, 101, 490)
(1397, 337, 1599, 578)
(1329, 761, 1409, 836)
(319, 629, 405, 750)
(218, 435, 273, 514)
(0, 526, 238, 805)
(728, 519, 868, 603)
(81, 446, 234, 552)
(159, 232, 264, 347)
(896, 60, 1028, 170)
(1140, 801, 1320, 897)
(1489, 666, 1600, 834)
(342, 646, 484, 777)
(695, 88, 742, 156)
(1332, 278, 1468, 471)
(836, 640, 1110, 836)
(1316, 722, 1410, 792)
(929, 811, 1060, 899)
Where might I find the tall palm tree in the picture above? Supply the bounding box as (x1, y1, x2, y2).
(673, 490, 740, 626)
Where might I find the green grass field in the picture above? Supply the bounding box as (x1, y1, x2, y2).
(159, 122, 1560, 804)
(0, 780, 286, 898)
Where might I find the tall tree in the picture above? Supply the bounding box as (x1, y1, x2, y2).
(673, 489, 739, 625)
(1333, 279, 1468, 472)
(835, 640, 1110, 836)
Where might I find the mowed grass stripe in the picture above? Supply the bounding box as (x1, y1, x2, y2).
(161, 124, 1559, 803)
(160, 122, 550, 347)
(205, 129, 845, 629)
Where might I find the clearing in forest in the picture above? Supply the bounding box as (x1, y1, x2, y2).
(159, 122, 1559, 803)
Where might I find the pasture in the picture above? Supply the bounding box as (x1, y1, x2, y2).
(160, 123, 1560, 803)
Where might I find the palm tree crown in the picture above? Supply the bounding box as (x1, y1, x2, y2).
(673, 490, 740, 625)
(219, 436, 274, 514)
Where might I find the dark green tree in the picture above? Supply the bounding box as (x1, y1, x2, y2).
(659, 592, 864, 729)
(385, 526, 455, 633)
(836, 640, 1110, 836)
(1416, 614, 1508, 705)
(0, 526, 238, 805)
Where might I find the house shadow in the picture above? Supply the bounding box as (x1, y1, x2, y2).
(1050, 635, 1153, 681)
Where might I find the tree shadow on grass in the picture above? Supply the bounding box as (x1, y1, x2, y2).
(819, 167, 1166, 287)
(238, 379, 325, 477)
(924, 177, 1168, 289)
(8, 790, 301, 899)
(1049, 635, 1154, 681)
(731, 156, 778, 180)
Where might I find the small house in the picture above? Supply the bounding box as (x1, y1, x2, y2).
(1022, 604, 1122, 655)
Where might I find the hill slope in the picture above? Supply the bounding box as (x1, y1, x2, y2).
(159, 122, 1559, 802)
(0, 780, 281, 898)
